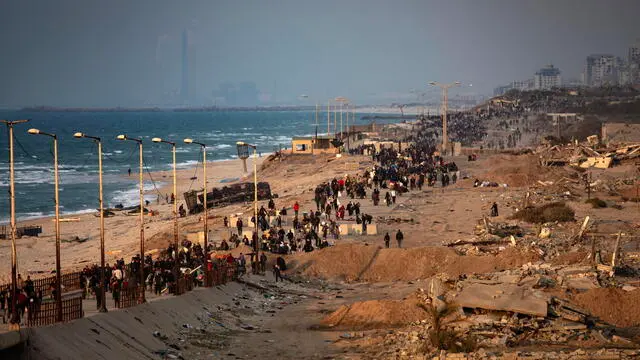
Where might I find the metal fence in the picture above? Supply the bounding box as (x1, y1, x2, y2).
(115, 285, 144, 309)
(4, 263, 237, 328)
(205, 262, 237, 287)
(0, 271, 83, 298)
(25, 297, 84, 327)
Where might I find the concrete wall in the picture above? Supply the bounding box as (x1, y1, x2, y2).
(25, 284, 246, 360)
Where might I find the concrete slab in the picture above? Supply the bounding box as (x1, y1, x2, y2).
(452, 282, 549, 317)
(564, 276, 599, 291)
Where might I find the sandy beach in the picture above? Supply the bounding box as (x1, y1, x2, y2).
(0, 156, 267, 284)
(0, 150, 375, 284)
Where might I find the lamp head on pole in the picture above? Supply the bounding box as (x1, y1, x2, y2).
(27, 128, 40, 135)
(152, 137, 162, 143)
(454, 81, 462, 86)
(428, 81, 437, 86)
(116, 134, 127, 141)
(73, 132, 84, 138)
(183, 138, 193, 144)
(236, 141, 250, 160)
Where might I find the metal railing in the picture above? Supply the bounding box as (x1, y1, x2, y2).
(115, 285, 144, 309)
(25, 297, 83, 327)
(3, 264, 237, 327)
(0, 271, 83, 298)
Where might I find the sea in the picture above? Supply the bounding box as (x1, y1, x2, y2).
(0, 110, 373, 224)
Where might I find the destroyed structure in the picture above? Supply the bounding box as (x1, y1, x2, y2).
(183, 182, 272, 214)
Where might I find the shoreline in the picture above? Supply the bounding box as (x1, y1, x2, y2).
(0, 156, 268, 225)
(0, 155, 269, 283)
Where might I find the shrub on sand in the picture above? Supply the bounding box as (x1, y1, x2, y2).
(510, 202, 575, 223)
(585, 198, 607, 208)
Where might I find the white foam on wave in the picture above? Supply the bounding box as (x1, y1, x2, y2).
(175, 160, 199, 169)
(108, 182, 157, 208)
(213, 144, 232, 150)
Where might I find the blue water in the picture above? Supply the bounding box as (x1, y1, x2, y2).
(0, 110, 364, 223)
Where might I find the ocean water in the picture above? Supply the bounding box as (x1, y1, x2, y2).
(0, 110, 367, 223)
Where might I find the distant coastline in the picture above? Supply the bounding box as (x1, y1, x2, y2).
(17, 105, 344, 113)
(14, 105, 446, 119)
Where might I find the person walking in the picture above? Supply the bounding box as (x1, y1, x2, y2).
(384, 232, 390, 248)
(236, 218, 243, 236)
(273, 263, 283, 282)
(259, 253, 267, 274)
(395, 229, 404, 248)
(490, 202, 499, 217)
(293, 201, 300, 218)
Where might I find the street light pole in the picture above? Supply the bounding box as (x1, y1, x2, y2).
(73, 132, 107, 312)
(429, 81, 461, 155)
(152, 138, 179, 272)
(2, 119, 28, 329)
(184, 139, 209, 269)
(28, 128, 63, 322)
(236, 142, 259, 273)
(116, 134, 146, 303)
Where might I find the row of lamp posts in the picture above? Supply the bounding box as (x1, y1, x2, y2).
(2, 119, 261, 328)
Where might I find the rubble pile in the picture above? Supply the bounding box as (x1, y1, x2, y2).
(537, 142, 640, 169)
(337, 266, 640, 359)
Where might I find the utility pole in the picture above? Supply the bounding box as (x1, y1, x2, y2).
(327, 101, 330, 135)
(429, 81, 461, 155)
(1, 119, 28, 329)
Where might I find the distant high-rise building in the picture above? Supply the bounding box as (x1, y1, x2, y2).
(628, 39, 640, 84)
(583, 54, 622, 87)
(493, 79, 533, 96)
(181, 29, 197, 103)
(533, 64, 561, 90)
(237, 82, 259, 106)
(512, 79, 534, 91)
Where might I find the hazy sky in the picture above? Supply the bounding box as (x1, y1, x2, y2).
(1, 0, 639, 107)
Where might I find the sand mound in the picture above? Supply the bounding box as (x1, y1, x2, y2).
(287, 243, 379, 282)
(288, 244, 540, 282)
(361, 246, 539, 282)
(572, 288, 640, 328)
(480, 154, 552, 187)
(321, 294, 429, 330)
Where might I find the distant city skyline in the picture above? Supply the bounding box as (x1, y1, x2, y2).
(1, 0, 639, 108)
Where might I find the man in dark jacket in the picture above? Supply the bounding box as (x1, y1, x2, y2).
(396, 229, 404, 248)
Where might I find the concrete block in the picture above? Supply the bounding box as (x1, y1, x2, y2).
(366, 223, 378, 235)
(338, 224, 350, 236)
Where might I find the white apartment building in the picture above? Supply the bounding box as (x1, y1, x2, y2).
(583, 54, 622, 86)
(533, 64, 561, 90)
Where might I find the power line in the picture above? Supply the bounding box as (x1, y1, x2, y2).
(103, 145, 136, 164)
(186, 148, 202, 192)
